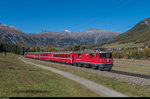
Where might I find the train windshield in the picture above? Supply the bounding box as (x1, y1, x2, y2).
(102, 53, 107, 59)
(108, 53, 112, 58)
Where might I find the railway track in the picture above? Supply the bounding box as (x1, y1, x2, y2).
(73, 65, 150, 80)
(26, 57, 150, 80)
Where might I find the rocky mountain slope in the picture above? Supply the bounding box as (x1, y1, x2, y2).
(0, 24, 119, 49)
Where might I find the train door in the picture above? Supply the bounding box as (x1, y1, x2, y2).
(101, 53, 107, 64)
(107, 53, 113, 64)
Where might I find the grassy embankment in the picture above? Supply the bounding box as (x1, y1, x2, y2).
(0, 53, 99, 97)
(24, 57, 150, 97)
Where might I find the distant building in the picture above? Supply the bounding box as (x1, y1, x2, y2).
(138, 48, 143, 51)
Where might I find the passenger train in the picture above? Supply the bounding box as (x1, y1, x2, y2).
(25, 48, 113, 71)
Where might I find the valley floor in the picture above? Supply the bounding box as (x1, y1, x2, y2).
(0, 53, 99, 97)
(114, 59, 150, 75)
(23, 56, 150, 97)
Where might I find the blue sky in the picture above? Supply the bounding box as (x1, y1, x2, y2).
(0, 0, 150, 33)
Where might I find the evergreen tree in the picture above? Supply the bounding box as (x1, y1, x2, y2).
(0, 41, 3, 52)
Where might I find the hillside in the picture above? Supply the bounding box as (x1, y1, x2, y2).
(92, 17, 150, 49)
(109, 17, 150, 44)
(0, 24, 119, 49)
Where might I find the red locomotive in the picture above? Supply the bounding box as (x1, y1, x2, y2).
(25, 48, 113, 71)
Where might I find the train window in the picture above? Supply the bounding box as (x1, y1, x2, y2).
(96, 54, 98, 58)
(99, 54, 102, 58)
(78, 54, 81, 57)
(58, 55, 59, 57)
(60, 55, 62, 57)
(65, 55, 67, 58)
(63, 55, 64, 58)
(89, 54, 93, 58)
(102, 53, 107, 59)
(108, 53, 112, 58)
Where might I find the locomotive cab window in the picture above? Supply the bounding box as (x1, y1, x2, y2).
(78, 54, 81, 58)
(89, 54, 93, 58)
(102, 53, 107, 59)
(96, 54, 98, 58)
(99, 54, 102, 58)
(108, 53, 112, 58)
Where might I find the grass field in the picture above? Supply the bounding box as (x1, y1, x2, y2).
(0, 53, 99, 97)
(113, 63, 150, 75)
(113, 58, 150, 75)
(102, 42, 144, 48)
(24, 57, 150, 97)
(114, 58, 150, 65)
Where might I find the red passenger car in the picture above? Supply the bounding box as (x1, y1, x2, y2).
(25, 48, 113, 71)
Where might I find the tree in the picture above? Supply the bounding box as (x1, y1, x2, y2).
(0, 41, 3, 52)
(25, 44, 30, 52)
(17, 42, 22, 54)
(50, 45, 56, 52)
(36, 45, 40, 52)
(45, 46, 50, 52)
(32, 46, 36, 52)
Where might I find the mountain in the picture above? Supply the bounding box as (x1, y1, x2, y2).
(109, 17, 150, 44)
(54, 28, 119, 45)
(0, 24, 119, 49)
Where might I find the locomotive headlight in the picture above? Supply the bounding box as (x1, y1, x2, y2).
(107, 59, 109, 62)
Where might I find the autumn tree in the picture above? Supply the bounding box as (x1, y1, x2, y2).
(25, 44, 30, 52)
(32, 46, 36, 52)
(36, 45, 40, 52)
(50, 45, 56, 52)
(16, 42, 22, 54)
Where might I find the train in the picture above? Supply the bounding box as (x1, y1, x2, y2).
(24, 48, 113, 71)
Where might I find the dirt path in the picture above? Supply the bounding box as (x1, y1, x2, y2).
(21, 58, 127, 97)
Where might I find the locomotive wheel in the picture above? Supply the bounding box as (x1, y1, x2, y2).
(80, 64, 83, 67)
(107, 68, 111, 71)
(74, 63, 78, 66)
(92, 66, 97, 70)
(77, 63, 81, 67)
(99, 67, 104, 71)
